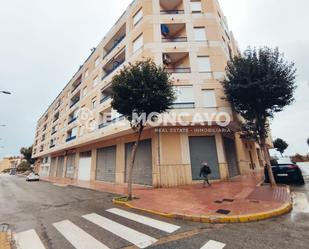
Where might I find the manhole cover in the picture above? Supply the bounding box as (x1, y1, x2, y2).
(0, 223, 9, 232)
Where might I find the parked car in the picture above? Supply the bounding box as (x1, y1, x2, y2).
(265, 163, 305, 185)
(26, 173, 40, 182)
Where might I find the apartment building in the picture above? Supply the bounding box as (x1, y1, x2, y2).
(32, 0, 267, 187)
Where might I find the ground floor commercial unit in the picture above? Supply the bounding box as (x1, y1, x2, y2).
(37, 126, 265, 188)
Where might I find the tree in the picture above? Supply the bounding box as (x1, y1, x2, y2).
(20, 146, 35, 165)
(222, 47, 296, 186)
(273, 138, 288, 156)
(111, 59, 175, 200)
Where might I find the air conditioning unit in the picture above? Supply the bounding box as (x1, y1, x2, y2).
(163, 54, 172, 65)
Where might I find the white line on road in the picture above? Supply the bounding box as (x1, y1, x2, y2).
(53, 220, 110, 249)
(15, 229, 46, 249)
(293, 192, 309, 213)
(200, 240, 226, 249)
(83, 213, 158, 248)
(106, 208, 180, 233)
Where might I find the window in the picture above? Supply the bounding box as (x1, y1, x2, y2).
(92, 97, 97, 109)
(174, 86, 194, 103)
(194, 27, 207, 41)
(95, 57, 100, 67)
(133, 8, 143, 26)
(133, 34, 143, 53)
(84, 69, 89, 78)
(202, 90, 217, 108)
(191, 1, 202, 13)
(197, 56, 211, 72)
(71, 127, 78, 137)
(93, 76, 99, 87)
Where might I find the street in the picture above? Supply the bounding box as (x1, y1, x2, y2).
(0, 170, 309, 249)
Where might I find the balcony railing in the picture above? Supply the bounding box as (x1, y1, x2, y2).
(100, 95, 112, 104)
(103, 35, 126, 59)
(101, 60, 125, 81)
(166, 67, 191, 73)
(160, 10, 184, 14)
(68, 117, 77, 125)
(66, 136, 76, 142)
(70, 98, 80, 108)
(162, 37, 187, 42)
(170, 102, 195, 109)
(98, 116, 125, 129)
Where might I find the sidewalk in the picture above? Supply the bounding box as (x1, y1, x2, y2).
(41, 171, 292, 223)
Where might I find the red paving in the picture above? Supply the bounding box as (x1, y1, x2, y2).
(42, 171, 291, 217)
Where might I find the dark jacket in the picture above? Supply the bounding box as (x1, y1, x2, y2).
(200, 165, 211, 177)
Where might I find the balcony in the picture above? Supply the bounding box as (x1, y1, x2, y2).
(102, 50, 125, 81)
(68, 117, 77, 125)
(70, 92, 80, 109)
(160, 0, 184, 14)
(98, 116, 125, 129)
(103, 24, 126, 59)
(100, 87, 113, 104)
(163, 52, 191, 74)
(66, 136, 76, 142)
(71, 76, 82, 93)
(161, 23, 187, 43)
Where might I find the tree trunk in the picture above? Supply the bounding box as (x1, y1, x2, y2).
(127, 125, 144, 201)
(261, 138, 276, 187)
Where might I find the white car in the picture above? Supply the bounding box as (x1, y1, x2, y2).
(26, 173, 40, 181)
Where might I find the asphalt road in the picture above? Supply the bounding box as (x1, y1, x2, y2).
(0, 170, 309, 249)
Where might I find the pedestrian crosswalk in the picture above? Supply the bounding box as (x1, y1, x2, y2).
(53, 220, 109, 249)
(83, 213, 158, 248)
(200, 240, 226, 249)
(14, 208, 226, 249)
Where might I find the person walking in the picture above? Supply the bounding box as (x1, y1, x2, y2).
(200, 161, 212, 187)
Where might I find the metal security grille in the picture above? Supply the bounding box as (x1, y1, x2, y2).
(49, 157, 57, 177)
(189, 136, 220, 180)
(223, 137, 240, 177)
(65, 154, 76, 178)
(56, 156, 64, 177)
(96, 146, 116, 183)
(125, 139, 153, 186)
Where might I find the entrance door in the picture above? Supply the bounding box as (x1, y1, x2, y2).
(189, 136, 220, 180)
(66, 154, 76, 178)
(78, 152, 92, 181)
(56, 156, 64, 177)
(49, 157, 57, 177)
(223, 137, 239, 177)
(125, 139, 152, 186)
(96, 146, 116, 182)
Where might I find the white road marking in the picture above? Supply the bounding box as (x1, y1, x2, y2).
(201, 240, 226, 249)
(106, 208, 180, 233)
(83, 213, 157, 248)
(293, 192, 309, 213)
(15, 229, 46, 249)
(53, 220, 109, 249)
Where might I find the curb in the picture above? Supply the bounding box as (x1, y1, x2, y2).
(113, 186, 293, 224)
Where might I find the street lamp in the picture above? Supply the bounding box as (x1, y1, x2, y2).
(0, 91, 11, 95)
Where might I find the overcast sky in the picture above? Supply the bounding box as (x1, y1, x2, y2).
(0, 0, 308, 158)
